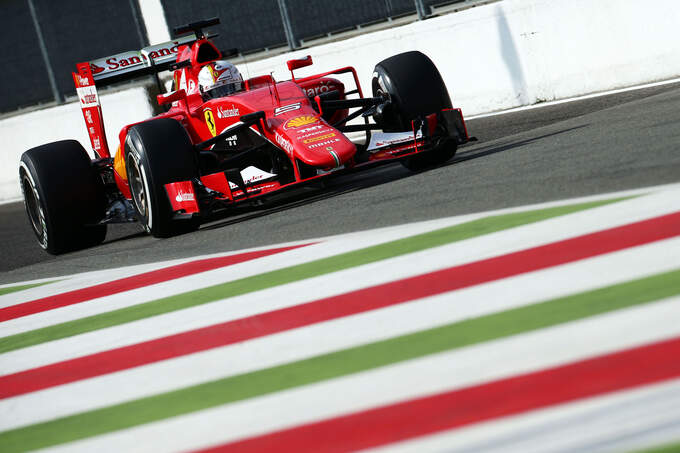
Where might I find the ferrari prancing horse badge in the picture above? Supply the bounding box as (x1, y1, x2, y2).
(204, 109, 217, 136)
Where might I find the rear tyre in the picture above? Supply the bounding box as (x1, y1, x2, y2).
(19, 140, 107, 254)
(372, 51, 457, 171)
(125, 118, 200, 238)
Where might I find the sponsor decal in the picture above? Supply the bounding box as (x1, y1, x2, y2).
(240, 166, 277, 185)
(275, 134, 292, 152)
(275, 133, 294, 154)
(144, 46, 179, 62)
(77, 86, 99, 108)
(89, 36, 193, 79)
(308, 138, 340, 149)
(76, 75, 90, 87)
(274, 102, 301, 116)
(245, 174, 266, 184)
(175, 192, 195, 202)
(104, 54, 144, 70)
(105, 47, 178, 70)
(303, 132, 336, 144)
(297, 125, 323, 134)
(90, 63, 105, 75)
(224, 134, 237, 147)
(217, 105, 240, 118)
(285, 115, 319, 129)
(204, 109, 217, 137)
(304, 81, 336, 97)
(297, 128, 331, 139)
(375, 138, 408, 147)
(84, 110, 93, 124)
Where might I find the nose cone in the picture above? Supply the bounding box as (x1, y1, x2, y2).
(286, 122, 355, 168)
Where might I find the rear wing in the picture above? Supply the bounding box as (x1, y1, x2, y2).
(72, 35, 195, 158)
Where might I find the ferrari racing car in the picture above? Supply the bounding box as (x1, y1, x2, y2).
(19, 18, 473, 254)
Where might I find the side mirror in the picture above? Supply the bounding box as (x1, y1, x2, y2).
(157, 89, 186, 106)
(287, 55, 313, 72)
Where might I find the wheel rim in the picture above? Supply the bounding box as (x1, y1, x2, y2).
(22, 174, 43, 237)
(127, 153, 148, 219)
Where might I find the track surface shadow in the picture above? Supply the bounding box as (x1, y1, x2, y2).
(201, 163, 414, 231)
(451, 125, 588, 165)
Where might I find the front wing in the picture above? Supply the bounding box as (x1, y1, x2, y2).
(165, 108, 473, 217)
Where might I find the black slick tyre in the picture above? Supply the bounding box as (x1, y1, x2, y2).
(19, 140, 107, 254)
(372, 51, 457, 170)
(125, 118, 200, 238)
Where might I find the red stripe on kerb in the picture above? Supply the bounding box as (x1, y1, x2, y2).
(1, 212, 678, 399)
(0, 244, 311, 323)
(197, 336, 680, 453)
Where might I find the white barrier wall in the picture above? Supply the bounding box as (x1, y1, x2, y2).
(1, 0, 679, 202)
(239, 0, 680, 115)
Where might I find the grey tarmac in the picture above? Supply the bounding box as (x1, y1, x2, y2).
(2, 82, 679, 283)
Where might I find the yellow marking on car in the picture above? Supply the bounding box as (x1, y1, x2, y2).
(303, 133, 336, 144)
(285, 115, 319, 129)
(204, 110, 217, 137)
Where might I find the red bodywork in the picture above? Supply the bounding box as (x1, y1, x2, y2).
(73, 34, 471, 218)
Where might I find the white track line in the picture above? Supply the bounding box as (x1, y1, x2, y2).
(39, 296, 680, 453)
(3, 188, 678, 372)
(467, 77, 680, 120)
(3, 238, 679, 431)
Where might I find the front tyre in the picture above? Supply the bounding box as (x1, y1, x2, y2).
(372, 51, 457, 171)
(19, 140, 107, 254)
(125, 118, 200, 238)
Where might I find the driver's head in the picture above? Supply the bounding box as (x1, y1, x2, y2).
(198, 60, 243, 100)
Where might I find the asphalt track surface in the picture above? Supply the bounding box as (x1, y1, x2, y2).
(2, 82, 679, 284)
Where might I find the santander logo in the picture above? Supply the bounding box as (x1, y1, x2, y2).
(90, 63, 105, 75)
(88, 36, 194, 79)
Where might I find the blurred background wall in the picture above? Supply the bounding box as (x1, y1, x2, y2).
(0, 0, 467, 115)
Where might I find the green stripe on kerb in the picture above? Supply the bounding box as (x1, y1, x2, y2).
(630, 441, 680, 453)
(2, 267, 677, 452)
(0, 281, 56, 296)
(0, 197, 627, 354)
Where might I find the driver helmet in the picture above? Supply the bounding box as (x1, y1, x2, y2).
(198, 60, 243, 100)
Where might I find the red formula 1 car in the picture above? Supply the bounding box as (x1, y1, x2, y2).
(19, 18, 473, 254)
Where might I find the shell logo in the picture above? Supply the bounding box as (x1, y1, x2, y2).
(285, 115, 319, 129)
